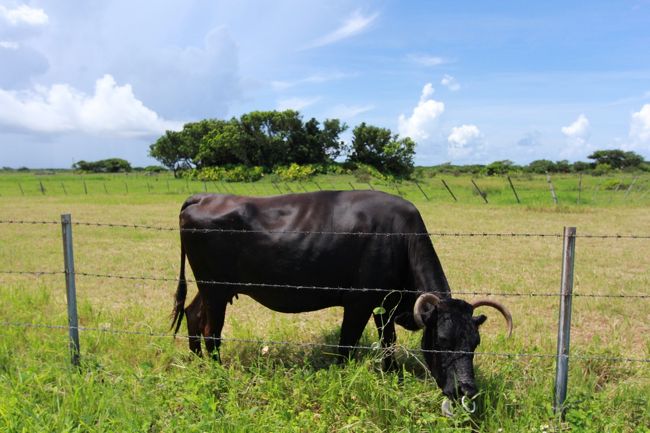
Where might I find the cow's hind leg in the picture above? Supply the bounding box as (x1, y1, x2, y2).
(202, 293, 229, 362)
(185, 293, 204, 356)
(337, 306, 373, 362)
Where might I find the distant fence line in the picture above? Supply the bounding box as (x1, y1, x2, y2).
(3, 175, 649, 206)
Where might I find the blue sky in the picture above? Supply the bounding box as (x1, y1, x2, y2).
(1, 0, 649, 168)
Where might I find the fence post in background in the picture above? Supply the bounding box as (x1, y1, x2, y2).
(546, 173, 558, 205)
(18, 182, 24, 196)
(39, 181, 46, 195)
(624, 176, 638, 200)
(61, 182, 67, 196)
(441, 179, 457, 202)
(83, 180, 88, 195)
(471, 179, 488, 204)
(61, 214, 81, 367)
(507, 176, 521, 204)
(414, 181, 430, 201)
(576, 174, 583, 204)
(554, 226, 576, 418)
(348, 182, 356, 190)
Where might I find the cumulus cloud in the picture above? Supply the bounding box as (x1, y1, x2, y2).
(561, 114, 592, 158)
(0, 74, 181, 137)
(304, 10, 378, 49)
(398, 83, 445, 142)
(0, 4, 48, 26)
(276, 96, 320, 111)
(626, 104, 650, 152)
(447, 124, 482, 159)
(440, 74, 460, 91)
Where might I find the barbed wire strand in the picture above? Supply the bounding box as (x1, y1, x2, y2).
(1, 269, 649, 299)
(1, 321, 648, 364)
(1, 219, 649, 239)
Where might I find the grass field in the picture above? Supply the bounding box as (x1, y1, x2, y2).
(0, 171, 649, 432)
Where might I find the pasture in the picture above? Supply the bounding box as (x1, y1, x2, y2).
(0, 171, 649, 432)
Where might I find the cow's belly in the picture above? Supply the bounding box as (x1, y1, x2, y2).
(244, 288, 342, 313)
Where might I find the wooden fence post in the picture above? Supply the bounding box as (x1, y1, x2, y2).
(471, 179, 488, 204)
(554, 226, 576, 418)
(61, 214, 80, 367)
(414, 181, 430, 201)
(507, 176, 521, 204)
(546, 173, 558, 205)
(441, 179, 457, 202)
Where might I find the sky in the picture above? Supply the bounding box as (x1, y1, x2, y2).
(1, 0, 649, 168)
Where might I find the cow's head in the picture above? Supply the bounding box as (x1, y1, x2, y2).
(413, 293, 512, 400)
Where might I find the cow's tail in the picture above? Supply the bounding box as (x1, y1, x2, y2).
(170, 244, 187, 335)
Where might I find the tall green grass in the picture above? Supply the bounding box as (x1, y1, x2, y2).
(0, 173, 649, 431)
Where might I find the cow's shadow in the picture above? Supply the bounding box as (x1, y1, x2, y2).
(213, 326, 431, 380)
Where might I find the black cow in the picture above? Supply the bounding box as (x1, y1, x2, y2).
(171, 190, 512, 399)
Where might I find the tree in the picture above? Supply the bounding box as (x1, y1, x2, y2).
(485, 160, 514, 176)
(348, 123, 415, 177)
(526, 159, 557, 174)
(588, 149, 644, 170)
(73, 158, 132, 173)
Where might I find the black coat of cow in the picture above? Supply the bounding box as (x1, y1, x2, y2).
(171, 190, 512, 399)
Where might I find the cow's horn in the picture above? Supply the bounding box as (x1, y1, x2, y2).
(471, 299, 513, 337)
(413, 293, 442, 329)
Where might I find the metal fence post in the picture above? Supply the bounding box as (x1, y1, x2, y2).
(554, 226, 576, 417)
(61, 214, 81, 367)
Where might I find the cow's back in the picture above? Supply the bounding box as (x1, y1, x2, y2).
(179, 191, 437, 311)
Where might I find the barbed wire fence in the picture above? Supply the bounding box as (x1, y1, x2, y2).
(1, 216, 649, 416)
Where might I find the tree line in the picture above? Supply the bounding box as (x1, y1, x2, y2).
(148, 110, 415, 178)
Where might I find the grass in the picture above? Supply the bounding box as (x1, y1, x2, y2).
(0, 172, 649, 432)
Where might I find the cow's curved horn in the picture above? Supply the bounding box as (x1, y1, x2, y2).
(413, 293, 442, 329)
(471, 299, 513, 337)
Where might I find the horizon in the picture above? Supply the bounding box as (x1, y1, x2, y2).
(1, 1, 649, 169)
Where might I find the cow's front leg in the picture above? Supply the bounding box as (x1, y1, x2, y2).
(337, 306, 372, 362)
(373, 313, 397, 371)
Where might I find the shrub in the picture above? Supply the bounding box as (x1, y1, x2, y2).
(592, 163, 612, 176)
(187, 165, 264, 182)
(273, 163, 317, 181)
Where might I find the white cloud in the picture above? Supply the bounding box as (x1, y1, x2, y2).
(561, 114, 590, 139)
(0, 4, 48, 26)
(326, 104, 374, 120)
(276, 96, 320, 111)
(441, 74, 460, 91)
(304, 10, 378, 49)
(0, 74, 181, 137)
(561, 114, 592, 158)
(626, 103, 650, 151)
(447, 124, 482, 159)
(408, 54, 451, 67)
(0, 41, 19, 49)
(398, 83, 445, 142)
(271, 72, 353, 91)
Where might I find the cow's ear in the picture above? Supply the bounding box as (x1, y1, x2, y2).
(473, 314, 487, 327)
